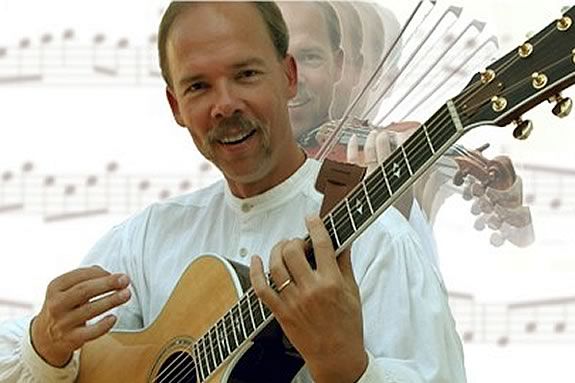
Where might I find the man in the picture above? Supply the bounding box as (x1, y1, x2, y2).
(277, 2, 343, 149)
(0, 2, 466, 382)
(330, 1, 365, 121)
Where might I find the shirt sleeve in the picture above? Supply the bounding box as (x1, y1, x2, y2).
(0, 211, 148, 383)
(351, 212, 467, 383)
(0, 317, 79, 383)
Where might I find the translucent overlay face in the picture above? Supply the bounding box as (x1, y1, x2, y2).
(279, 2, 342, 142)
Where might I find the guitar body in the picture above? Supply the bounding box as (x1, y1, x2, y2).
(78, 255, 304, 383)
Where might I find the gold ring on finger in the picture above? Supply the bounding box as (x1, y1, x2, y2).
(276, 279, 292, 293)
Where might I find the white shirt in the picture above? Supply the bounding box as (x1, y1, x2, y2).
(0, 159, 466, 382)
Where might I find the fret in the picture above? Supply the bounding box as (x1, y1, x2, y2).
(230, 305, 246, 348)
(216, 319, 231, 358)
(199, 336, 211, 378)
(249, 291, 264, 328)
(422, 124, 436, 154)
(224, 312, 238, 353)
(383, 151, 411, 196)
(400, 145, 413, 176)
(257, 292, 272, 320)
(344, 197, 357, 232)
(206, 332, 217, 374)
(380, 165, 393, 196)
(243, 295, 256, 335)
(328, 213, 341, 248)
(193, 342, 206, 382)
(404, 129, 434, 176)
(332, 203, 355, 247)
(364, 167, 391, 212)
(347, 187, 372, 230)
(360, 181, 375, 215)
(210, 326, 223, 366)
(231, 305, 246, 345)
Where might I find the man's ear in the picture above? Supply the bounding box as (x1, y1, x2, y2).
(283, 54, 298, 99)
(166, 87, 186, 127)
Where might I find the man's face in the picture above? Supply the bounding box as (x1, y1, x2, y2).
(331, 3, 364, 120)
(279, 2, 342, 142)
(165, 3, 300, 197)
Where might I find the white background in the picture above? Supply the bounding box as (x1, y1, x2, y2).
(1, 1, 575, 381)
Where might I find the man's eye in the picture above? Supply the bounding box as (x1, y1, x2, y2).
(238, 69, 260, 80)
(186, 82, 207, 94)
(299, 53, 324, 67)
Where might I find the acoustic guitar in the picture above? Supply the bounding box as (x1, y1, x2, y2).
(78, 6, 575, 383)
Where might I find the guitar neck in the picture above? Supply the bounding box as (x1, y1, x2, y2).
(310, 101, 466, 256)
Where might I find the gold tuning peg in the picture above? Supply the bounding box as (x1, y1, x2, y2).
(513, 119, 533, 140)
(550, 94, 573, 118)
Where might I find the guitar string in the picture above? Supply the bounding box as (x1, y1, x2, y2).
(154, 286, 274, 383)
(153, 28, 574, 383)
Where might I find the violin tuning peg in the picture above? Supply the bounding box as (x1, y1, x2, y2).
(551, 95, 572, 118)
(490, 232, 505, 247)
(462, 185, 473, 201)
(479, 198, 494, 214)
(487, 214, 503, 230)
(453, 170, 466, 186)
(512, 118, 533, 140)
(475, 143, 490, 153)
(471, 182, 486, 197)
(471, 200, 483, 216)
(474, 216, 486, 231)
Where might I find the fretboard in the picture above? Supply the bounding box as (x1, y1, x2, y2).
(317, 100, 465, 253)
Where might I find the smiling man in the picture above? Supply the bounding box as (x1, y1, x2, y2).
(278, 1, 343, 148)
(0, 2, 466, 382)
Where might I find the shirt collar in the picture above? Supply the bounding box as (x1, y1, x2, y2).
(224, 158, 320, 215)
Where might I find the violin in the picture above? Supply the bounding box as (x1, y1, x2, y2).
(300, 118, 534, 248)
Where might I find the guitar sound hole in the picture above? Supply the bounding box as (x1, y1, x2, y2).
(156, 351, 197, 383)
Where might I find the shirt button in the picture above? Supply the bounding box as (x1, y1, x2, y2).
(239, 248, 248, 258)
(241, 203, 252, 213)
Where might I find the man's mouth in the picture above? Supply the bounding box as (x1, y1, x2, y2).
(289, 95, 311, 108)
(217, 129, 257, 145)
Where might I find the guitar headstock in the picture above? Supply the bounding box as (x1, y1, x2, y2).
(456, 7, 575, 135)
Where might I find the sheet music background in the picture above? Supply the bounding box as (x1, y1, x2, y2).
(1, 1, 575, 381)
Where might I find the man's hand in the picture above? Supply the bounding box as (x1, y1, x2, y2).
(31, 266, 131, 367)
(250, 216, 367, 383)
(347, 122, 421, 219)
(347, 121, 419, 173)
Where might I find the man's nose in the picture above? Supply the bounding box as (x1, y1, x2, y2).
(210, 82, 244, 120)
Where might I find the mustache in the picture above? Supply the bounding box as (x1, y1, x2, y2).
(207, 114, 262, 144)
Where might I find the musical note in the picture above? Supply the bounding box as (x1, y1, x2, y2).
(448, 293, 575, 346)
(0, 161, 219, 222)
(519, 163, 575, 214)
(0, 31, 163, 86)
